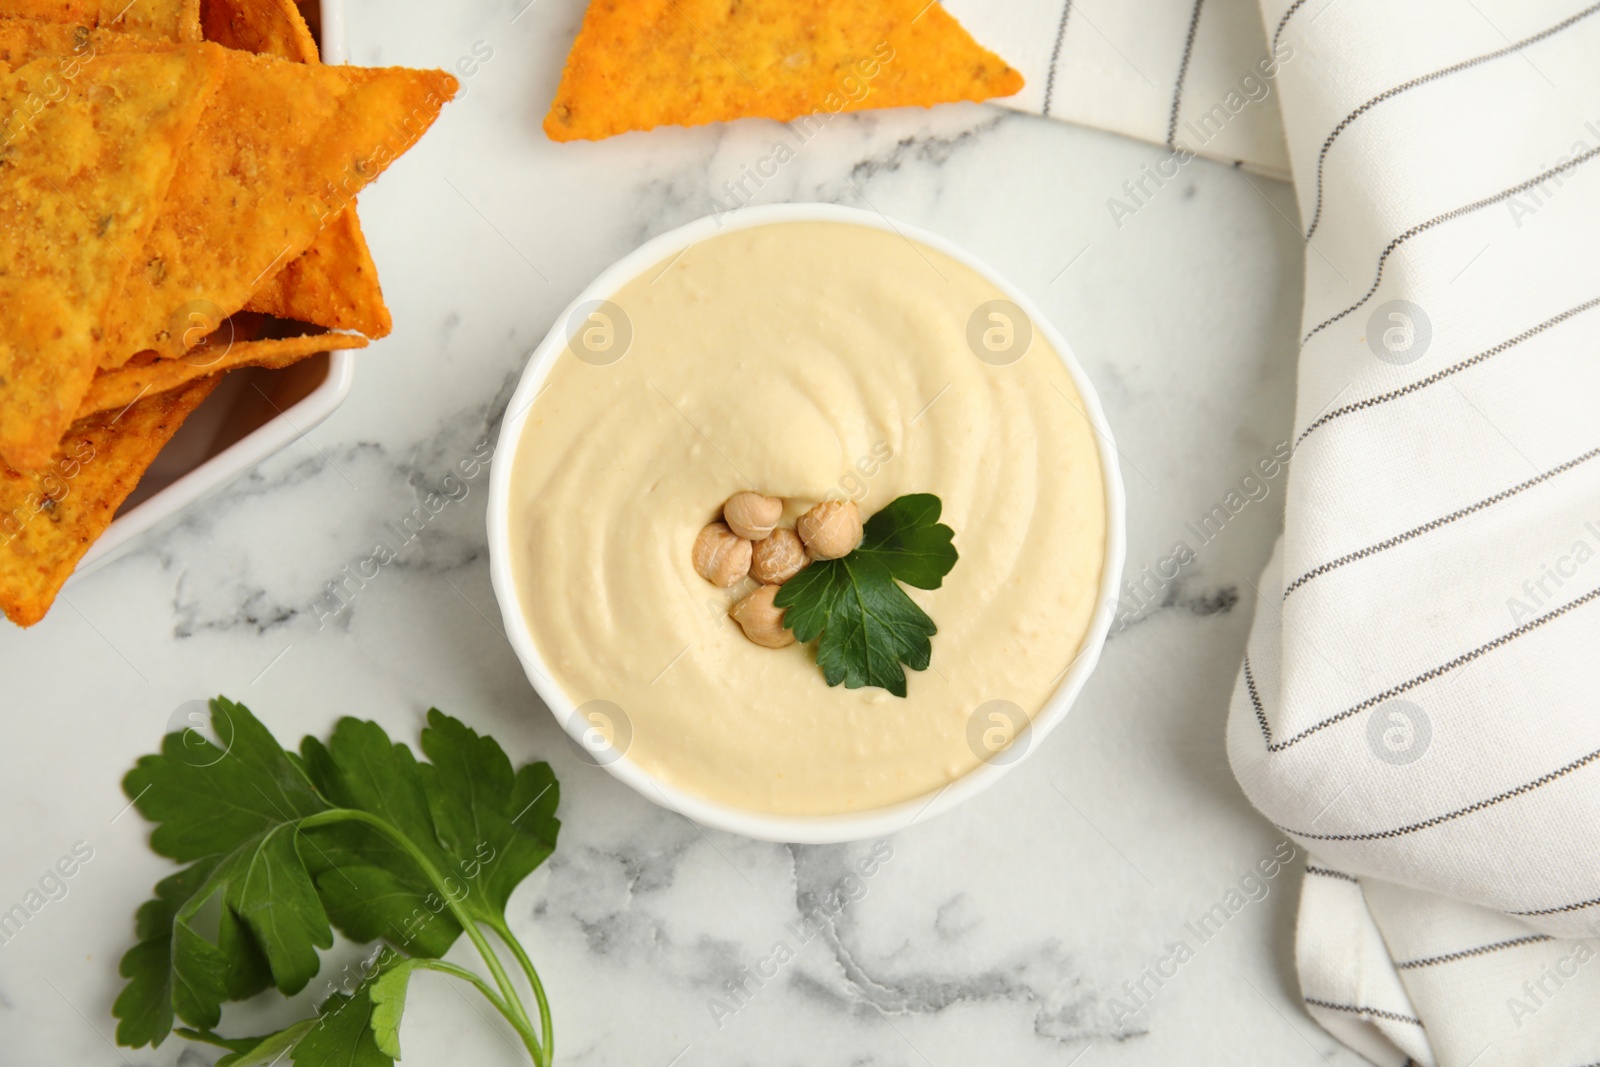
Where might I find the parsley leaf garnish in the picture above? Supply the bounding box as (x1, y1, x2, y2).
(774, 493, 958, 697)
(114, 698, 561, 1067)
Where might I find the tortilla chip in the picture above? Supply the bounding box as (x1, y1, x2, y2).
(199, 0, 315, 61)
(9, 0, 247, 46)
(102, 51, 456, 364)
(543, 0, 1024, 141)
(200, 0, 395, 339)
(0, 14, 394, 340)
(0, 19, 165, 69)
(0, 1, 97, 22)
(100, 0, 201, 42)
(0, 47, 223, 471)
(244, 213, 392, 337)
(78, 329, 366, 418)
(0, 375, 218, 626)
(291, 0, 316, 43)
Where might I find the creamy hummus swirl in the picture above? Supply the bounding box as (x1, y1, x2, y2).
(508, 221, 1106, 815)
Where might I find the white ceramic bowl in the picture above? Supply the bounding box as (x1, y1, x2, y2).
(487, 203, 1127, 843)
(72, 0, 355, 578)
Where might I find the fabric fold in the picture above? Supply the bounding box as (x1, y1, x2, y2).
(951, 1, 1597, 1060)
(1226, 0, 1600, 1063)
(946, 0, 1293, 179)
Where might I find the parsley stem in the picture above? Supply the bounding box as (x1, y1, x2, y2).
(298, 809, 542, 1061)
(410, 959, 542, 1050)
(487, 916, 553, 1065)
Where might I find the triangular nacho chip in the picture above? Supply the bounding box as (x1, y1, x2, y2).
(243, 213, 393, 337)
(199, 0, 315, 61)
(100, 0, 201, 42)
(544, 0, 1023, 141)
(102, 51, 455, 364)
(0, 15, 398, 340)
(0, 47, 223, 471)
(0, 374, 218, 626)
(290, 0, 317, 41)
(200, 0, 395, 338)
(78, 328, 367, 418)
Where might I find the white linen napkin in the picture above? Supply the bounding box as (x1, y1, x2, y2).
(1221, 1, 1600, 1065)
(951, 1, 1600, 1062)
(944, 0, 1293, 179)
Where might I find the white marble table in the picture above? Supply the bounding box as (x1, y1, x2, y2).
(0, 1, 1370, 1063)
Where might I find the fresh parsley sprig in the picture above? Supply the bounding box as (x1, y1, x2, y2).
(775, 493, 958, 697)
(114, 698, 560, 1067)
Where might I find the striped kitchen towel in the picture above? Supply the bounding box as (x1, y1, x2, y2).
(1226, 1, 1600, 1065)
(945, 0, 1293, 178)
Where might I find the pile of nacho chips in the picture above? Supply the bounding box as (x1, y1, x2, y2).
(0, 0, 457, 626)
(544, 0, 1023, 142)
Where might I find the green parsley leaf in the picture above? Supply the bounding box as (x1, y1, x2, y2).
(774, 494, 958, 697)
(367, 958, 422, 1059)
(852, 493, 959, 589)
(299, 718, 465, 958)
(296, 711, 560, 956)
(292, 979, 394, 1067)
(177, 1021, 319, 1067)
(179, 824, 331, 994)
(116, 699, 333, 1045)
(115, 698, 561, 1066)
(114, 861, 222, 1046)
(417, 709, 560, 925)
(124, 695, 330, 863)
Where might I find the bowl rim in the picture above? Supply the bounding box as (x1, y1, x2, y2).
(486, 202, 1127, 843)
(75, 352, 357, 576)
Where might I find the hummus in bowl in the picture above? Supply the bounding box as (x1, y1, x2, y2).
(488, 204, 1124, 843)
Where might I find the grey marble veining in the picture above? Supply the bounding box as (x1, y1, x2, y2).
(0, 0, 1363, 1064)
